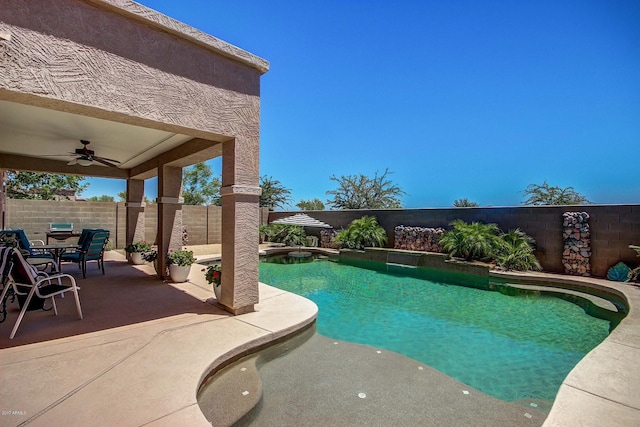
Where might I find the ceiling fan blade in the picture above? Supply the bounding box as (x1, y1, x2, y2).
(42, 152, 77, 157)
(95, 156, 121, 164)
(93, 157, 119, 167)
(67, 158, 78, 165)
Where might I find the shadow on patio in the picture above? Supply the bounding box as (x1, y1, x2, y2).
(0, 251, 228, 349)
(0, 249, 317, 426)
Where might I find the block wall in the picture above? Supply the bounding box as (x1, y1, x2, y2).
(5, 200, 227, 249)
(269, 205, 640, 278)
(6, 199, 118, 246)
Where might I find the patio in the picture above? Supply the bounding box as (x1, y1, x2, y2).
(0, 249, 316, 426)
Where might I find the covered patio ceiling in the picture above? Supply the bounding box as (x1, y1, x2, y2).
(0, 99, 223, 181)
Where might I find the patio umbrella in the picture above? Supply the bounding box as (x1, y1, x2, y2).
(271, 213, 333, 228)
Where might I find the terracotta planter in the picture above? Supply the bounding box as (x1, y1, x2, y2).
(169, 264, 191, 283)
(130, 252, 145, 265)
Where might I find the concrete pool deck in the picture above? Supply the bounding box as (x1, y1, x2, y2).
(0, 246, 639, 426)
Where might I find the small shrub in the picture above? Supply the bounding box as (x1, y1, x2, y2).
(334, 216, 387, 250)
(629, 245, 640, 282)
(203, 264, 222, 285)
(439, 220, 503, 261)
(440, 221, 541, 271)
(125, 241, 152, 253)
(495, 229, 541, 271)
(166, 249, 195, 266)
(263, 224, 306, 246)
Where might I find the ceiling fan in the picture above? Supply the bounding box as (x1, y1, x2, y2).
(63, 140, 121, 167)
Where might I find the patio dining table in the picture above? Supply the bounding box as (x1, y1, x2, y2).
(31, 243, 80, 266)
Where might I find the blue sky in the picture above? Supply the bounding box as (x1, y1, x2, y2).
(85, 0, 639, 208)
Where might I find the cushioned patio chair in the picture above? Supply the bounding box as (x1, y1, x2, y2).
(60, 230, 110, 278)
(0, 247, 82, 339)
(0, 229, 54, 261)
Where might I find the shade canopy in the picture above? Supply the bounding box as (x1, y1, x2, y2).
(271, 213, 333, 228)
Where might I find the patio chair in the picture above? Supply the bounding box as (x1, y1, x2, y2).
(0, 247, 82, 339)
(0, 246, 14, 323)
(60, 230, 110, 278)
(0, 229, 54, 261)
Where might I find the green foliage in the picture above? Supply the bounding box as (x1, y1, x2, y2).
(440, 221, 541, 270)
(296, 198, 325, 210)
(262, 224, 306, 246)
(439, 220, 503, 261)
(166, 249, 195, 266)
(203, 264, 222, 285)
(86, 195, 115, 202)
(6, 171, 88, 200)
(260, 175, 293, 210)
(495, 229, 541, 271)
(117, 191, 154, 204)
(334, 216, 387, 250)
(629, 245, 640, 282)
(326, 168, 405, 209)
(125, 241, 152, 253)
(142, 249, 158, 262)
(522, 181, 590, 205)
(183, 162, 221, 206)
(453, 198, 479, 207)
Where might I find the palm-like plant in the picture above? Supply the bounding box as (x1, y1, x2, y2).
(334, 216, 387, 250)
(264, 224, 306, 246)
(439, 220, 503, 261)
(496, 229, 541, 271)
(629, 245, 640, 282)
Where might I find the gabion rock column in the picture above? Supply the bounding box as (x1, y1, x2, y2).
(562, 212, 591, 276)
(320, 228, 339, 249)
(394, 225, 444, 252)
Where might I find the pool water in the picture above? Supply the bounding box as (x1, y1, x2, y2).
(259, 258, 611, 403)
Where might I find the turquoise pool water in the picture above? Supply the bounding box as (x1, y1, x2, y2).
(258, 257, 611, 403)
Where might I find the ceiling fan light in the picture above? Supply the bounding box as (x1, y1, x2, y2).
(77, 157, 93, 166)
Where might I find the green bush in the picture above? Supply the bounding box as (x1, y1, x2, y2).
(334, 216, 387, 250)
(263, 224, 306, 246)
(629, 245, 640, 282)
(125, 241, 152, 253)
(439, 220, 503, 261)
(495, 229, 541, 271)
(439, 221, 540, 271)
(166, 249, 195, 266)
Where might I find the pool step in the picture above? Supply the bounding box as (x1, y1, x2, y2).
(500, 283, 618, 312)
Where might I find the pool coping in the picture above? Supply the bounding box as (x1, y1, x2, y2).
(490, 270, 640, 426)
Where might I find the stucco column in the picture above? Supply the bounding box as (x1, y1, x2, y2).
(157, 165, 183, 278)
(125, 178, 145, 261)
(220, 138, 261, 315)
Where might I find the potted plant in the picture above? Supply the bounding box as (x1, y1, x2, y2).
(125, 241, 152, 265)
(203, 264, 222, 300)
(166, 249, 195, 283)
(142, 248, 160, 275)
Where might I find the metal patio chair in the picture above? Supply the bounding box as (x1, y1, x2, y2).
(0, 247, 83, 339)
(60, 230, 110, 278)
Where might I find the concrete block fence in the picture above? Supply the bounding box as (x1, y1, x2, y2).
(269, 205, 640, 278)
(5, 199, 272, 250)
(4, 199, 638, 277)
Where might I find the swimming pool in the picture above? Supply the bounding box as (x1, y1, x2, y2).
(258, 257, 612, 404)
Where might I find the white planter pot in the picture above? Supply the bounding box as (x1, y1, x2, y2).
(130, 252, 145, 265)
(168, 264, 191, 283)
(213, 282, 222, 300)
